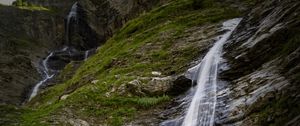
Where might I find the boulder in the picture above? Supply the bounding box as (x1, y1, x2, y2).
(142, 76, 175, 96)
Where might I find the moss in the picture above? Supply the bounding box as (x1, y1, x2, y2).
(12, 0, 51, 11)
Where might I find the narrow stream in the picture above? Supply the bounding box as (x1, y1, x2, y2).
(28, 52, 54, 101)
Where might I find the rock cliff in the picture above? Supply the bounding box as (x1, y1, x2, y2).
(219, 0, 300, 125)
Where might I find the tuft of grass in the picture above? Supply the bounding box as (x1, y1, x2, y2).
(17, 5, 50, 11)
(133, 95, 170, 108)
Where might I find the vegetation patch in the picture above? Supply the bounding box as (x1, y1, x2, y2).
(12, 0, 50, 11)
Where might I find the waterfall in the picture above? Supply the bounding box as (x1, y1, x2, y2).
(29, 52, 55, 101)
(84, 50, 90, 61)
(28, 3, 80, 101)
(181, 18, 242, 126)
(66, 2, 78, 43)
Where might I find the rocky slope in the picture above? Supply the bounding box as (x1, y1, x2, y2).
(1, 0, 244, 125)
(218, 0, 300, 125)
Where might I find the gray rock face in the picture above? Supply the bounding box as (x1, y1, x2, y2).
(219, 0, 300, 125)
(0, 5, 64, 105)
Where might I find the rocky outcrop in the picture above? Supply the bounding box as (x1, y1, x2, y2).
(0, 5, 64, 105)
(218, 0, 300, 125)
(107, 75, 192, 97)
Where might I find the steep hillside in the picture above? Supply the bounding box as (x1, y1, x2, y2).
(1, 0, 246, 125)
(2, 0, 300, 126)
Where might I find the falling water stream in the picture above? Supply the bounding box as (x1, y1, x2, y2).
(84, 50, 90, 61)
(28, 53, 54, 101)
(66, 2, 78, 43)
(28, 3, 79, 101)
(180, 18, 242, 126)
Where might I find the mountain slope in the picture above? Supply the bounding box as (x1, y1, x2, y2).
(15, 0, 244, 125)
(2, 0, 300, 126)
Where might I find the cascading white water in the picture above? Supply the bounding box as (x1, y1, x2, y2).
(66, 2, 78, 43)
(29, 52, 55, 101)
(181, 18, 242, 126)
(28, 3, 79, 101)
(84, 50, 90, 61)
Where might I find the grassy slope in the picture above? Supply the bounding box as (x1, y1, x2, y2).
(10, 0, 247, 125)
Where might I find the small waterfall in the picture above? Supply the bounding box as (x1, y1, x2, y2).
(66, 2, 78, 43)
(29, 52, 55, 101)
(28, 3, 81, 101)
(84, 50, 90, 61)
(181, 18, 242, 126)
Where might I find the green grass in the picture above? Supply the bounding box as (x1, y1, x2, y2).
(19, 0, 244, 125)
(134, 95, 170, 108)
(21, 103, 63, 126)
(17, 5, 50, 11)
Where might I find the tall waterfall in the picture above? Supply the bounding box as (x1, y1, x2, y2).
(181, 18, 242, 126)
(66, 2, 78, 43)
(28, 3, 79, 101)
(29, 53, 55, 101)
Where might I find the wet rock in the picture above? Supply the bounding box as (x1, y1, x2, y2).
(219, 0, 300, 125)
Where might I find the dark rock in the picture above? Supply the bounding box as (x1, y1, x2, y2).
(167, 76, 192, 96)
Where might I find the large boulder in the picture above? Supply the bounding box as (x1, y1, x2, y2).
(113, 75, 192, 97)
